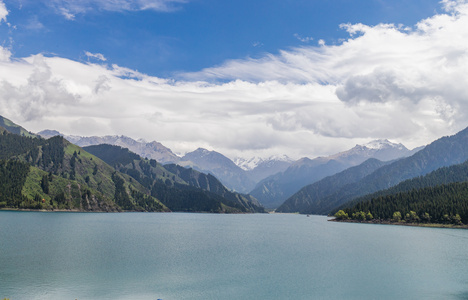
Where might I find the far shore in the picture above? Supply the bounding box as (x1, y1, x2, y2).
(1, 208, 105, 213)
(329, 218, 468, 229)
(0, 208, 258, 214)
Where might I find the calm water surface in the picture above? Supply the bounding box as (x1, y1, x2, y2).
(1, 211, 468, 300)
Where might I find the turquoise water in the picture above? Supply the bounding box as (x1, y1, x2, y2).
(1, 211, 468, 300)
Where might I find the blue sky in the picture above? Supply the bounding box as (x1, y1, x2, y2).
(2, 0, 441, 77)
(1, 0, 468, 160)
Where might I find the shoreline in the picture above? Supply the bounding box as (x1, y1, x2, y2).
(0, 208, 259, 214)
(329, 218, 468, 229)
(0, 208, 109, 213)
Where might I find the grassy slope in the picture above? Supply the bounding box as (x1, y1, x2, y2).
(84, 144, 259, 213)
(16, 141, 168, 212)
(0, 116, 37, 138)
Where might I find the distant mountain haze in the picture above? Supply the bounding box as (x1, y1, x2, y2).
(251, 139, 418, 209)
(37, 129, 421, 206)
(180, 148, 256, 193)
(7, 115, 468, 222)
(276, 158, 390, 214)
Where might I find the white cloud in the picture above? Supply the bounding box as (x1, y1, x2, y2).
(0, 55, 81, 122)
(0, 46, 11, 61)
(85, 51, 107, 62)
(1, 0, 468, 160)
(47, 0, 188, 18)
(59, 7, 75, 20)
(253, 41, 263, 47)
(25, 16, 45, 30)
(294, 33, 313, 43)
(0, 0, 8, 23)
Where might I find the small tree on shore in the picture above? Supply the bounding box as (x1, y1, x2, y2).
(334, 210, 349, 220)
(405, 211, 420, 223)
(420, 212, 431, 223)
(352, 211, 366, 222)
(452, 214, 462, 225)
(392, 211, 402, 222)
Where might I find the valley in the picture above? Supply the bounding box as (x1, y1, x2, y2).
(2, 114, 468, 227)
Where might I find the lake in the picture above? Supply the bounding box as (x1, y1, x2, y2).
(1, 211, 467, 300)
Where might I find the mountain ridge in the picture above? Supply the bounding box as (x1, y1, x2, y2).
(2, 117, 262, 213)
(250, 139, 416, 209)
(38, 130, 293, 192)
(287, 126, 468, 215)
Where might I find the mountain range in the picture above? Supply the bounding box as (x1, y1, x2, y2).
(38, 130, 419, 206)
(2, 116, 264, 213)
(38, 130, 293, 193)
(250, 139, 419, 209)
(38, 130, 180, 164)
(278, 127, 468, 215)
(4, 114, 468, 221)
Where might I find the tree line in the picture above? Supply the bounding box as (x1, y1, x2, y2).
(336, 180, 468, 225)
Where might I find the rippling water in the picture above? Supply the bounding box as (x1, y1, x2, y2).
(1, 211, 468, 300)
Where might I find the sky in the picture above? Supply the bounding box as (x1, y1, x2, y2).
(0, 0, 468, 160)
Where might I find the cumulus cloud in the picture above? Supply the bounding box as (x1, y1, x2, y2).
(1, 0, 468, 160)
(0, 55, 81, 122)
(0, 47, 11, 61)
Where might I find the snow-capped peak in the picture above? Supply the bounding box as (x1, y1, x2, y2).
(235, 155, 292, 171)
(363, 139, 403, 150)
(234, 157, 264, 171)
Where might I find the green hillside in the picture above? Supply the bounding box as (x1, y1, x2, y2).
(337, 159, 468, 212)
(84, 144, 265, 213)
(0, 123, 168, 212)
(276, 158, 388, 214)
(340, 181, 468, 225)
(0, 116, 37, 138)
(288, 126, 468, 215)
(332, 159, 468, 225)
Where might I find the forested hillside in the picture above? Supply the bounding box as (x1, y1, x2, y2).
(339, 181, 468, 225)
(0, 115, 265, 213)
(290, 126, 468, 215)
(0, 128, 167, 212)
(276, 158, 389, 214)
(338, 159, 468, 212)
(84, 144, 265, 213)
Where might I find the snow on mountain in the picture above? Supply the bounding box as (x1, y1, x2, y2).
(181, 148, 256, 193)
(235, 155, 293, 171)
(234, 157, 264, 171)
(363, 139, 405, 150)
(328, 139, 412, 164)
(37, 130, 180, 164)
(250, 139, 415, 209)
